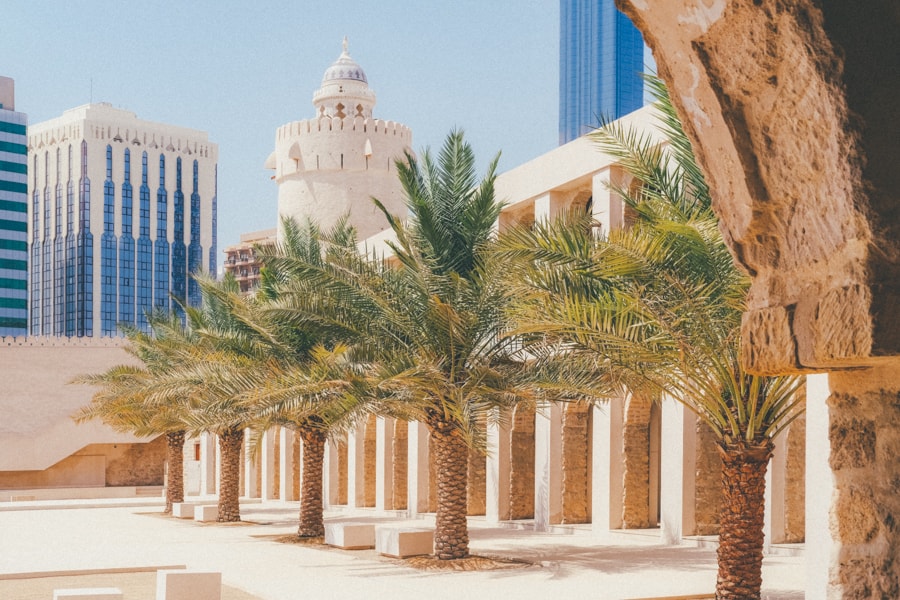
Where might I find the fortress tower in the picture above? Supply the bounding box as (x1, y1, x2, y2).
(267, 39, 412, 241)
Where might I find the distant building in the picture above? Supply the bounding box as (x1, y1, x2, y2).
(0, 76, 28, 336)
(27, 103, 218, 336)
(223, 228, 276, 294)
(267, 38, 412, 241)
(559, 0, 646, 144)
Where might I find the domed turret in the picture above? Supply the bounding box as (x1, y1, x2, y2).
(313, 37, 376, 120)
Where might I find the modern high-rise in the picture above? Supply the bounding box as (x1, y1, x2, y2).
(27, 103, 218, 337)
(0, 76, 28, 337)
(559, 0, 646, 144)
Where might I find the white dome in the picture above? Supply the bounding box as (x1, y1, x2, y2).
(321, 38, 368, 84)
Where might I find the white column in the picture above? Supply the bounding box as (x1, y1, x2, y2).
(241, 430, 255, 498)
(534, 402, 563, 532)
(215, 433, 224, 497)
(279, 428, 296, 502)
(591, 397, 625, 534)
(764, 428, 788, 553)
(199, 433, 216, 495)
(346, 425, 366, 508)
(375, 416, 395, 512)
(486, 412, 510, 523)
(806, 373, 835, 598)
(533, 191, 567, 223)
(659, 397, 696, 545)
(323, 439, 341, 507)
(407, 421, 430, 516)
(591, 166, 625, 235)
(260, 428, 277, 501)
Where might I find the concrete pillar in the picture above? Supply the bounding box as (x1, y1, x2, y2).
(561, 404, 592, 524)
(591, 397, 624, 534)
(198, 433, 216, 495)
(622, 394, 652, 528)
(260, 428, 277, 501)
(509, 405, 535, 520)
(363, 414, 377, 507)
(805, 373, 833, 599)
(241, 429, 255, 498)
(764, 428, 788, 553)
(534, 402, 563, 531)
(406, 421, 430, 516)
(323, 438, 341, 507)
(485, 413, 510, 523)
(375, 416, 394, 512)
(279, 428, 296, 502)
(346, 425, 366, 508)
(659, 397, 696, 545)
(591, 166, 626, 235)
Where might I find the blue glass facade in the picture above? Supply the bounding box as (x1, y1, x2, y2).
(559, 0, 646, 144)
(27, 105, 215, 337)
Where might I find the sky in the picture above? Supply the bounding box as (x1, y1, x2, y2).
(2, 1, 559, 255)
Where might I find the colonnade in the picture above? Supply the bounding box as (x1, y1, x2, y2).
(181, 391, 806, 550)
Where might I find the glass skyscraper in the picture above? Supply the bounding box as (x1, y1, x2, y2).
(27, 103, 217, 337)
(559, 0, 646, 145)
(0, 77, 28, 336)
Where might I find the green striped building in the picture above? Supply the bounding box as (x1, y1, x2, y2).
(0, 77, 27, 336)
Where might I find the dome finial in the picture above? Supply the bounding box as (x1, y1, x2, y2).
(342, 36, 349, 56)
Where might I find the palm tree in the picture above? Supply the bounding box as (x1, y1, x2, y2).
(73, 316, 191, 514)
(259, 130, 525, 559)
(498, 78, 803, 599)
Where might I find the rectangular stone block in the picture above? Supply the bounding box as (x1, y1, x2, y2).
(172, 503, 195, 519)
(53, 589, 123, 600)
(194, 505, 218, 522)
(375, 526, 433, 558)
(324, 522, 376, 549)
(156, 570, 221, 600)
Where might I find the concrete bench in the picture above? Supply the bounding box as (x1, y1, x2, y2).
(324, 522, 376, 549)
(172, 503, 196, 519)
(194, 504, 218, 522)
(156, 570, 221, 600)
(53, 589, 123, 600)
(375, 526, 434, 558)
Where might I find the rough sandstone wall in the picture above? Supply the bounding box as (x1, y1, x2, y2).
(337, 439, 348, 505)
(272, 427, 281, 500)
(363, 414, 377, 507)
(617, 0, 900, 374)
(467, 447, 486, 516)
(694, 418, 723, 536)
(292, 433, 301, 502)
(508, 405, 535, 520)
(392, 420, 408, 510)
(783, 410, 806, 543)
(828, 367, 900, 598)
(622, 395, 651, 528)
(561, 403, 591, 524)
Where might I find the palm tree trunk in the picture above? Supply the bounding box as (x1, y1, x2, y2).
(428, 420, 470, 560)
(217, 426, 244, 523)
(297, 427, 326, 537)
(715, 440, 773, 600)
(164, 430, 186, 514)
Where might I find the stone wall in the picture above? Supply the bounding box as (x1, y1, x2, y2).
(392, 420, 408, 510)
(467, 446, 486, 516)
(783, 409, 806, 543)
(827, 367, 900, 598)
(622, 395, 652, 528)
(337, 439, 348, 505)
(694, 418, 722, 536)
(508, 405, 535, 520)
(561, 403, 591, 524)
(363, 414, 377, 507)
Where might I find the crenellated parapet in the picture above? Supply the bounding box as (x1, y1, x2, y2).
(0, 335, 129, 348)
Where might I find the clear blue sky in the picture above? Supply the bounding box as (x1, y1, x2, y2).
(2, 1, 559, 255)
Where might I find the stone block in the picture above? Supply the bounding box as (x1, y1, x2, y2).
(155, 570, 221, 600)
(172, 503, 195, 519)
(53, 589, 123, 600)
(194, 504, 218, 522)
(375, 526, 433, 558)
(324, 522, 376, 549)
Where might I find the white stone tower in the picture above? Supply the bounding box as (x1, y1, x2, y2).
(268, 38, 412, 241)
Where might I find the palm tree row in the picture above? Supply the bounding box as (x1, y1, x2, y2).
(77, 106, 800, 598)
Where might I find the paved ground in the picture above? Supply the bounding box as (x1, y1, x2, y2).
(0, 500, 804, 600)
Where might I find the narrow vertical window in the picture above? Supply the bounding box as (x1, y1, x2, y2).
(118, 148, 135, 327)
(77, 140, 93, 337)
(154, 154, 169, 311)
(187, 159, 202, 306)
(100, 144, 118, 335)
(171, 156, 186, 316)
(136, 151, 152, 330)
